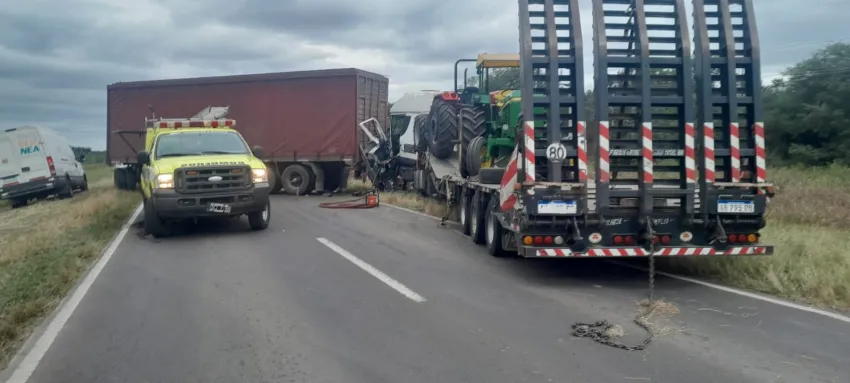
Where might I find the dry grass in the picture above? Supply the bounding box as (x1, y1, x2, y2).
(0, 164, 139, 366)
(347, 165, 850, 311)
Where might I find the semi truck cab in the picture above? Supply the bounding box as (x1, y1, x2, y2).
(136, 117, 271, 237)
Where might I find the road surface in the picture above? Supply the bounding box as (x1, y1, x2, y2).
(6, 195, 849, 383)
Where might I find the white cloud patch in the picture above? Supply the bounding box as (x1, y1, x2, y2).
(1, 0, 845, 149)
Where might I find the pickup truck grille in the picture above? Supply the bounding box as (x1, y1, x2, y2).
(175, 166, 251, 194)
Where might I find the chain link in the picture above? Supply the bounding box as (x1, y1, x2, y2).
(571, 220, 659, 351)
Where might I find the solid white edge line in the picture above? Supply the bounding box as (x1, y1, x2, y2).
(316, 237, 426, 303)
(381, 202, 850, 324)
(608, 260, 850, 324)
(6, 204, 144, 383)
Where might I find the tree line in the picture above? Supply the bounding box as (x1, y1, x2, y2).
(462, 42, 850, 167)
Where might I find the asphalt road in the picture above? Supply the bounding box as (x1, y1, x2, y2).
(7, 195, 850, 383)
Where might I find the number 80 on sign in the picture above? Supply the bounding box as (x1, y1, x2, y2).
(546, 143, 567, 162)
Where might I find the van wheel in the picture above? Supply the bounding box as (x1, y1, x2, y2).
(247, 201, 271, 231)
(280, 164, 312, 195)
(81, 175, 89, 192)
(58, 176, 74, 199)
(143, 199, 170, 238)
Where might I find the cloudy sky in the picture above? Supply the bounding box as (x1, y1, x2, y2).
(1, 0, 846, 150)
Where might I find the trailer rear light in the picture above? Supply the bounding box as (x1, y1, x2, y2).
(680, 231, 693, 242)
(522, 236, 533, 245)
(613, 235, 624, 245)
(661, 235, 671, 245)
(728, 234, 737, 243)
(533, 236, 544, 246)
(652, 236, 659, 244)
(737, 234, 747, 243)
(624, 235, 636, 245)
(747, 234, 758, 243)
(46, 156, 56, 176)
(588, 233, 602, 244)
(543, 236, 554, 245)
(554, 236, 565, 245)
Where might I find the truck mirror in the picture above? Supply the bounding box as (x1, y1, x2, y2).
(252, 145, 266, 159)
(137, 151, 151, 165)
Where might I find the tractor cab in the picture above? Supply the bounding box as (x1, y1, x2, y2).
(454, 53, 520, 107)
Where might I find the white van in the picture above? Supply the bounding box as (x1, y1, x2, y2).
(0, 126, 88, 208)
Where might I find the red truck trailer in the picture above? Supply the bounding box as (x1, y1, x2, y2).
(106, 68, 389, 194)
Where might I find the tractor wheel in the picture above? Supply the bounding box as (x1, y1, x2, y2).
(413, 114, 430, 152)
(428, 97, 460, 159)
(466, 136, 487, 178)
(458, 107, 486, 177)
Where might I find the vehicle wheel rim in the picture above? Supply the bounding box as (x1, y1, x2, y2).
(291, 175, 302, 187)
(261, 204, 269, 221)
(486, 211, 495, 244)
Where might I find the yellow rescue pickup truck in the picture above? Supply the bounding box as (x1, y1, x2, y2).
(134, 116, 271, 237)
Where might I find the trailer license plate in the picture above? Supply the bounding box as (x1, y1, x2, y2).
(537, 200, 577, 214)
(717, 200, 754, 213)
(207, 202, 232, 213)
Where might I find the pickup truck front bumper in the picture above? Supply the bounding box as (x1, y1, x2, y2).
(151, 184, 270, 218)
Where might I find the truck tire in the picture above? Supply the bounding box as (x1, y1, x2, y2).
(459, 191, 471, 235)
(428, 98, 460, 159)
(459, 107, 486, 177)
(414, 114, 429, 152)
(143, 199, 170, 238)
(466, 136, 487, 178)
(269, 166, 283, 194)
(485, 197, 511, 257)
(280, 164, 312, 195)
(247, 200, 271, 230)
(470, 190, 486, 244)
(114, 168, 127, 190)
(479, 167, 506, 185)
(125, 169, 138, 191)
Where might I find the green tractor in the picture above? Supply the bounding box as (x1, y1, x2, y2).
(424, 54, 524, 179)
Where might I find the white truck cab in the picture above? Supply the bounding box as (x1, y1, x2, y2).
(0, 126, 87, 208)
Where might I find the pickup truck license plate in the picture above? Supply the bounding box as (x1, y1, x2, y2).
(537, 200, 577, 214)
(717, 200, 754, 213)
(207, 202, 232, 213)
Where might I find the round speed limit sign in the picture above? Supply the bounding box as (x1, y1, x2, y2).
(546, 142, 568, 162)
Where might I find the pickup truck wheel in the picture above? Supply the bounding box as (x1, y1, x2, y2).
(470, 190, 486, 244)
(248, 201, 271, 230)
(485, 198, 510, 257)
(143, 199, 170, 238)
(281, 164, 312, 195)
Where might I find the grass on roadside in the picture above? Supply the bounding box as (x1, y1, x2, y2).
(0, 164, 139, 367)
(346, 165, 850, 311)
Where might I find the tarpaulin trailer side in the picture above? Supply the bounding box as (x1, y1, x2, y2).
(106, 68, 389, 194)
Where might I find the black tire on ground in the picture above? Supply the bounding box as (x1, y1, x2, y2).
(479, 167, 506, 185)
(125, 170, 138, 191)
(470, 190, 486, 245)
(80, 175, 89, 191)
(113, 168, 127, 190)
(413, 114, 430, 152)
(11, 198, 27, 209)
(143, 199, 170, 238)
(269, 165, 283, 194)
(459, 191, 471, 235)
(280, 164, 312, 195)
(247, 200, 271, 231)
(466, 136, 487, 178)
(459, 107, 486, 176)
(485, 197, 511, 257)
(58, 175, 74, 199)
(428, 97, 460, 159)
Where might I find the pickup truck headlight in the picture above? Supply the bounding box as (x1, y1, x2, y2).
(252, 168, 268, 183)
(156, 174, 174, 189)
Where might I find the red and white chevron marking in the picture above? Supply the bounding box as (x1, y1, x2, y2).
(499, 146, 520, 211)
(754, 121, 766, 183)
(729, 122, 741, 182)
(685, 122, 696, 184)
(642, 122, 653, 184)
(534, 246, 769, 257)
(703, 122, 716, 183)
(523, 121, 535, 182)
(577, 121, 588, 181)
(598, 121, 610, 182)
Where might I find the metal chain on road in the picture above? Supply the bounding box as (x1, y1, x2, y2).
(571, 226, 659, 351)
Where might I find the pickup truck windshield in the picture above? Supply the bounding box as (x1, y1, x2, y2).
(155, 131, 249, 159)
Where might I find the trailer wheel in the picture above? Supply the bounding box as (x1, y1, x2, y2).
(470, 190, 486, 245)
(459, 191, 471, 235)
(479, 168, 506, 185)
(428, 98, 460, 159)
(280, 164, 312, 195)
(125, 169, 138, 191)
(485, 197, 511, 257)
